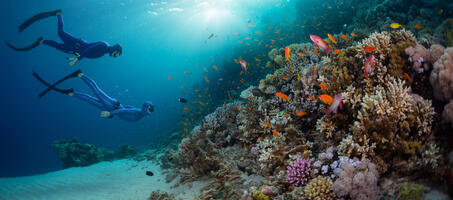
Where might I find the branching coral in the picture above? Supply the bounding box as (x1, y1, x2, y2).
(286, 158, 312, 187)
(303, 176, 336, 200)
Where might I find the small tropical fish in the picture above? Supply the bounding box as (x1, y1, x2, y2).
(390, 22, 404, 29)
(260, 82, 265, 86)
(240, 59, 247, 73)
(282, 77, 289, 81)
(322, 94, 343, 115)
(323, 65, 326, 72)
(309, 94, 316, 101)
(282, 47, 290, 63)
(284, 113, 290, 117)
(297, 73, 301, 81)
(212, 65, 219, 71)
(168, 76, 173, 79)
(181, 85, 186, 89)
(328, 44, 334, 49)
(340, 34, 349, 40)
(296, 111, 307, 116)
(204, 76, 210, 83)
(234, 59, 239, 64)
(272, 129, 280, 138)
(237, 40, 243, 44)
(259, 136, 263, 142)
(351, 33, 358, 37)
(327, 33, 337, 44)
(363, 55, 375, 78)
(290, 67, 295, 72)
(297, 52, 306, 56)
(414, 23, 422, 29)
(438, 9, 443, 15)
(178, 98, 188, 103)
(203, 68, 209, 73)
(276, 92, 290, 101)
(274, 29, 280, 34)
(218, 78, 223, 81)
(319, 94, 333, 105)
(255, 57, 261, 62)
(334, 49, 344, 55)
(248, 24, 256, 27)
(404, 73, 412, 82)
(243, 143, 248, 150)
(319, 83, 328, 90)
(324, 39, 331, 44)
(184, 71, 190, 75)
(263, 122, 272, 127)
(363, 46, 376, 53)
(310, 34, 332, 56)
(313, 49, 320, 56)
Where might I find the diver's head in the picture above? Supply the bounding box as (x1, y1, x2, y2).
(142, 101, 154, 115)
(109, 44, 122, 58)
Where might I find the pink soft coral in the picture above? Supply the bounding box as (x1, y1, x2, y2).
(332, 159, 379, 200)
(286, 158, 311, 187)
(430, 47, 453, 101)
(406, 44, 445, 73)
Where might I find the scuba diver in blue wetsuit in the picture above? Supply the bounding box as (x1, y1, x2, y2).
(6, 10, 122, 66)
(33, 69, 153, 122)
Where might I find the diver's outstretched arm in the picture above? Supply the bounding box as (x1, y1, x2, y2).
(101, 108, 142, 121)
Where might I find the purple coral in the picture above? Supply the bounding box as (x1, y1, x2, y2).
(286, 158, 312, 187)
(405, 44, 445, 73)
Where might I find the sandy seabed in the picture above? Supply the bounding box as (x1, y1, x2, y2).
(0, 159, 206, 200)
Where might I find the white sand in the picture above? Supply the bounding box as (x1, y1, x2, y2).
(0, 159, 208, 200)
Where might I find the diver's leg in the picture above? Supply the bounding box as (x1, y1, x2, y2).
(72, 92, 107, 110)
(56, 15, 78, 44)
(42, 39, 66, 51)
(79, 75, 118, 107)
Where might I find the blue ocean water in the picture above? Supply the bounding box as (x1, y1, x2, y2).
(0, 0, 301, 177)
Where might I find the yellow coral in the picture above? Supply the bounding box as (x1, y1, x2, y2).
(304, 176, 336, 200)
(252, 186, 269, 200)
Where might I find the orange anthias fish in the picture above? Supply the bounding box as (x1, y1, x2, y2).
(248, 24, 256, 27)
(259, 136, 263, 142)
(319, 94, 333, 105)
(168, 76, 173, 79)
(204, 76, 210, 83)
(260, 82, 265, 86)
(404, 73, 412, 82)
(313, 48, 320, 56)
(282, 77, 289, 81)
(263, 122, 272, 127)
(319, 83, 328, 90)
(334, 49, 344, 55)
(340, 34, 349, 40)
(212, 65, 219, 71)
(309, 94, 316, 101)
(310, 35, 332, 56)
(414, 24, 422, 29)
(272, 129, 280, 138)
(363, 46, 376, 53)
(351, 33, 358, 37)
(276, 92, 290, 101)
(296, 111, 307, 116)
(234, 59, 239, 64)
(285, 47, 290, 62)
(327, 33, 337, 44)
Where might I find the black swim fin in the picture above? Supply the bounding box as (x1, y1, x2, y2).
(18, 9, 61, 32)
(5, 37, 43, 51)
(33, 69, 80, 99)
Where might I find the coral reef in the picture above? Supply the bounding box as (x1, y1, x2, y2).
(148, 190, 179, 200)
(430, 47, 453, 101)
(399, 182, 424, 200)
(303, 176, 336, 200)
(52, 139, 115, 168)
(332, 158, 379, 200)
(286, 158, 311, 187)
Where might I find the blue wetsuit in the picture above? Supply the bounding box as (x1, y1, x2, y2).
(74, 75, 153, 122)
(42, 15, 116, 60)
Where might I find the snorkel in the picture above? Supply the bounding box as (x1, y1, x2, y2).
(108, 44, 122, 57)
(142, 101, 154, 115)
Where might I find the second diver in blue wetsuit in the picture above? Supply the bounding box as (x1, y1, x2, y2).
(33, 69, 153, 122)
(6, 10, 122, 66)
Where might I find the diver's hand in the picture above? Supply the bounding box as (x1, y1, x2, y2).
(69, 58, 79, 66)
(100, 111, 111, 118)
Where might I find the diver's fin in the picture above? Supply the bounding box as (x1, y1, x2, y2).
(6, 37, 43, 51)
(33, 70, 79, 98)
(18, 9, 62, 32)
